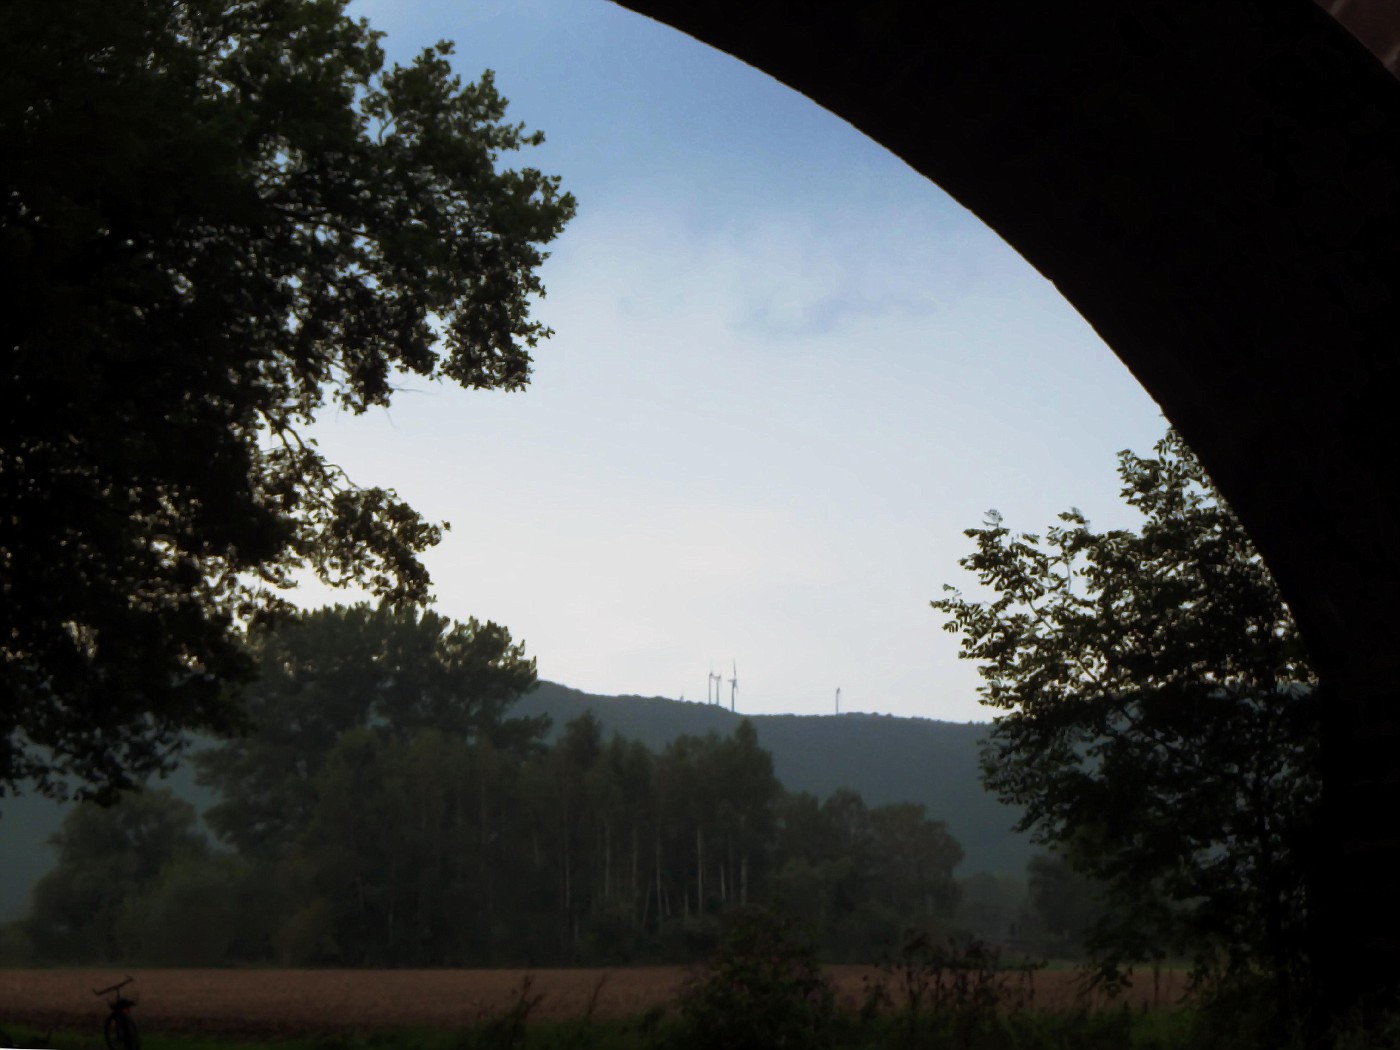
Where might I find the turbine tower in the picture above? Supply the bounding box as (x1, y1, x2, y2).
(836, 687, 841, 715)
(729, 660, 738, 712)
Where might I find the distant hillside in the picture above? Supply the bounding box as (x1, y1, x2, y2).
(0, 682, 1033, 923)
(517, 683, 1032, 879)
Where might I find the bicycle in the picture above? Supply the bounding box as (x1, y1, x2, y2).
(93, 977, 139, 1050)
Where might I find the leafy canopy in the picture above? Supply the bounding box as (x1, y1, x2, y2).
(0, 0, 575, 800)
(932, 431, 1319, 991)
(194, 602, 543, 860)
(23, 788, 209, 963)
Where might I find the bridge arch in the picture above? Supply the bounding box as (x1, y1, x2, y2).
(611, 0, 1400, 1005)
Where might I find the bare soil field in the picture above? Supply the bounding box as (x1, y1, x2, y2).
(0, 966, 1191, 1038)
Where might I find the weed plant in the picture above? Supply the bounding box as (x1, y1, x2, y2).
(673, 907, 836, 1050)
(25, 924, 1400, 1050)
(0, 1007, 1299, 1050)
(454, 974, 545, 1050)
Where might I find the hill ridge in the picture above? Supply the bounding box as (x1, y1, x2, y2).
(516, 682, 1031, 877)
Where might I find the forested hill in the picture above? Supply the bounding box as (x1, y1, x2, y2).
(0, 682, 1032, 923)
(517, 683, 1031, 877)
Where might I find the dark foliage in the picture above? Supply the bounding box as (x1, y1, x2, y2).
(933, 430, 1319, 1013)
(14, 604, 966, 968)
(194, 603, 542, 861)
(0, 0, 574, 802)
(676, 907, 836, 1050)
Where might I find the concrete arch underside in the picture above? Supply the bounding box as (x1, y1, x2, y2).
(611, 0, 1400, 1007)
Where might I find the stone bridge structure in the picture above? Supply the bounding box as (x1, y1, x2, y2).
(612, 0, 1400, 1005)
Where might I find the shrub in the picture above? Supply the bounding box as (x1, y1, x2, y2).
(676, 907, 836, 1050)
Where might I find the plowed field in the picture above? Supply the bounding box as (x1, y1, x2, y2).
(0, 967, 1189, 1038)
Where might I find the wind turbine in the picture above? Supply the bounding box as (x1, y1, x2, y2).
(729, 660, 738, 712)
(835, 687, 841, 715)
(709, 666, 725, 704)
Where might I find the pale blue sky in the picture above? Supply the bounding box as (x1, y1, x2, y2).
(303, 0, 1170, 722)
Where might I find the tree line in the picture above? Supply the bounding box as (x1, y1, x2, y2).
(3, 432, 1307, 999)
(7, 605, 965, 968)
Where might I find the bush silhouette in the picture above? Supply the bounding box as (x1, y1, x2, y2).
(676, 907, 835, 1050)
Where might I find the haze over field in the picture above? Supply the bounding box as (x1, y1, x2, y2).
(294, 0, 1170, 723)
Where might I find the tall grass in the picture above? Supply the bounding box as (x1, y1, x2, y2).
(6, 915, 1375, 1050)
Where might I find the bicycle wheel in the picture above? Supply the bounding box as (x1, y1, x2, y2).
(104, 1013, 139, 1050)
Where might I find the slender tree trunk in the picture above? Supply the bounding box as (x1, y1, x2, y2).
(454, 780, 466, 889)
(697, 825, 704, 915)
(387, 855, 397, 960)
(479, 754, 494, 963)
(730, 838, 737, 905)
(560, 785, 573, 954)
(564, 842, 573, 944)
(604, 818, 613, 904)
(655, 831, 665, 925)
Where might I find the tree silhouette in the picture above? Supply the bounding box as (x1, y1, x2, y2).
(933, 430, 1319, 1012)
(1, 0, 574, 802)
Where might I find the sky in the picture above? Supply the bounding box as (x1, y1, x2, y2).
(300, 0, 1172, 724)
